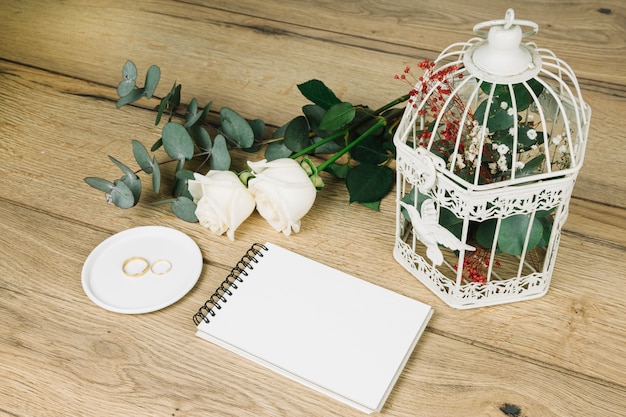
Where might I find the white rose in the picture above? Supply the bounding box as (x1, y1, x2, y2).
(188, 170, 255, 241)
(247, 158, 316, 236)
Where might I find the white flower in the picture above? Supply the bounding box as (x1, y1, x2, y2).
(527, 129, 538, 140)
(496, 143, 509, 155)
(489, 162, 497, 174)
(508, 127, 516, 136)
(247, 158, 316, 236)
(507, 108, 515, 116)
(497, 154, 508, 172)
(551, 134, 562, 145)
(188, 170, 255, 241)
(500, 101, 508, 110)
(514, 161, 525, 170)
(558, 144, 568, 154)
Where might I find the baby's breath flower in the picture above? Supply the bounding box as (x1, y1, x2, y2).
(507, 108, 515, 116)
(496, 143, 509, 155)
(551, 134, 562, 145)
(500, 101, 508, 110)
(527, 129, 538, 140)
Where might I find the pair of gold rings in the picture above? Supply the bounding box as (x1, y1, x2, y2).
(122, 257, 172, 278)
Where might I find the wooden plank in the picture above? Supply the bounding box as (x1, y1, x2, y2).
(1, 202, 624, 417)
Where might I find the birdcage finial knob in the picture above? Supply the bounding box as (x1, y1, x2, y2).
(464, 9, 541, 83)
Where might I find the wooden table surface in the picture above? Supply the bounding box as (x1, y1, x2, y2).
(1, 1, 625, 416)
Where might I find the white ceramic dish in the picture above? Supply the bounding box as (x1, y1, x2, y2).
(82, 226, 203, 314)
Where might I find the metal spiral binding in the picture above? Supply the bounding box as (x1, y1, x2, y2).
(193, 243, 268, 325)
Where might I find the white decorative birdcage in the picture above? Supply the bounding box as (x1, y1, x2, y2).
(393, 9, 591, 308)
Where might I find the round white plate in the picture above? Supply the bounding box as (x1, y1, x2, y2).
(82, 226, 203, 314)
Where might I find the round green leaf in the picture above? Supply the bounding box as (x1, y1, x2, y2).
(171, 196, 198, 222)
(476, 219, 498, 249)
(188, 125, 212, 151)
(220, 107, 254, 148)
(284, 116, 311, 152)
(249, 118, 265, 141)
(498, 214, 544, 255)
(319, 102, 355, 131)
(108, 179, 136, 209)
(161, 122, 194, 160)
(122, 60, 137, 81)
(116, 88, 144, 108)
(345, 163, 393, 203)
(131, 140, 153, 173)
(265, 140, 293, 161)
(209, 134, 231, 170)
(120, 173, 141, 204)
(144, 65, 160, 99)
(117, 79, 135, 97)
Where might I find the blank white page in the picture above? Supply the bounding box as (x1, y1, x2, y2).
(196, 242, 432, 413)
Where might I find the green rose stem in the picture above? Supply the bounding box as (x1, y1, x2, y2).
(290, 93, 409, 171)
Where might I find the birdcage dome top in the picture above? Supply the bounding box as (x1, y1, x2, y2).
(394, 9, 591, 190)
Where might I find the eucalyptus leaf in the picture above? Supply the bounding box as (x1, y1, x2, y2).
(151, 156, 161, 193)
(175, 169, 196, 181)
(131, 140, 153, 173)
(265, 140, 293, 161)
(498, 214, 544, 255)
(108, 155, 134, 177)
(120, 173, 141, 204)
(210, 134, 231, 170)
(116, 88, 145, 108)
(84, 177, 115, 193)
(121, 60, 138, 82)
(284, 116, 311, 152)
(150, 138, 163, 152)
(188, 125, 212, 151)
(249, 119, 265, 141)
(117, 78, 135, 97)
(144, 65, 160, 99)
(108, 155, 141, 203)
(220, 107, 254, 148)
(162, 122, 194, 160)
(184, 98, 203, 128)
(173, 158, 188, 197)
(297, 79, 341, 110)
(345, 163, 393, 203)
(171, 196, 198, 222)
(311, 135, 343, 154)
(108, 179, 136, 209)
(319, 102, 355, 131)
(302, 104, 327, 133)
(155, 88, 172, 125)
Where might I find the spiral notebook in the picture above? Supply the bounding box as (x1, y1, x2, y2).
(193, 242, 433, 414)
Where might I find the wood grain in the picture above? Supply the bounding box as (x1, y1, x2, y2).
(1, 1, 625, 416)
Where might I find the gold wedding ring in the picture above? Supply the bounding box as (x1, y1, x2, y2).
(122, 256, 150, 278)
(150, 259, 172, 275)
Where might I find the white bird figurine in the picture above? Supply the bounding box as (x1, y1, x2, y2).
(399, 199, 475, 266)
